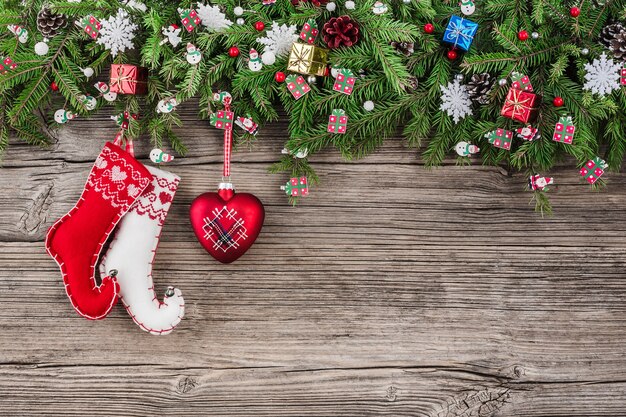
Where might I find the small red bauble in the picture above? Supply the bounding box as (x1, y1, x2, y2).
(553, 96, 564, 107)
(518, 30, 529, 41)
(50, 81, 59, 91)
(424, 23, 434, 34)
(254, 21, 265, 31)
(570, 7, 580, 17)
(228, 46, 240, 57)
(275, 71, 286, 82)
(447, 49, 458, 60)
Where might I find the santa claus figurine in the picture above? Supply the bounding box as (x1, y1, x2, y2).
(529, 175, 554, 191)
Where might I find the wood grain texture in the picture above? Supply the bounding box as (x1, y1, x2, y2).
(1, 104, 626, 416)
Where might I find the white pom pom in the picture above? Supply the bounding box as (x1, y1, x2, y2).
(261, 51, 276, 65)
(35, 41, 49, 56)
(326, 2, 336, 11)
(236, 18, 245, 25)
(363, 100, 375, 111)
(82, 67, 94, 78)
(345, 0, 355, 9)
(234, 6, 244, 16)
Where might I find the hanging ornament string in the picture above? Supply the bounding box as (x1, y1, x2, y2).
(223, 98, 233, 179)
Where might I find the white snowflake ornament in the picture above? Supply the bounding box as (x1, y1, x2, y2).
(96, 8, 137, 57)
(196, 4, 232, 31)
(257, 22, 298, 56)
(583, 52, 621, 97)
(440, 79, 473, 123)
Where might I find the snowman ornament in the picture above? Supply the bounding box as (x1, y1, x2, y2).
(248, 48, 263, 72)
(78, 94, 97, 111)
(460, 0, 475, 15)
(455, 141, 480, 156)
(156, 97, 178, 114)
(150, 148, 174, 164)
(7, 25, 28, 43)
(186, 43, 202, 65)
(94, 81, 117, 102)
(372, 1, 388, 14)
(54, 109, 77, 124)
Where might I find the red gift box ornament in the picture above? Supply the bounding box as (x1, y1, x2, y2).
(281, 177, 309, 197)
(501, 87, 539, 123)
(552, 116, 575, 144)
(485, 128, 514, 150)
(0, 56, 17, 74)
(621, 64, 626, 86)
(109, 64, 148, 95)
(580, 157, 608, 184)
(328, 109, 348, 134)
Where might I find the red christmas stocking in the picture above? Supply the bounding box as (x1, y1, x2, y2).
(45, 142, 151, 320)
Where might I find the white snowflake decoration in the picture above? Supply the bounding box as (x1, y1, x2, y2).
(196, 4, 232, 31)
(257, 22, 298, 56)
(97, 8, 137, 57)
(583, 52, 621, 97)
(440, 79, 473, 123)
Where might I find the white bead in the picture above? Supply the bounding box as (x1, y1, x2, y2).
(455, 73, 464, 81)
(531, 31, 539, 39)
(498, 78, 508, 86)
(82, 67, 94, 77)
(363, 100, 375, 111)
(261, 51, 276, 65)
(236, 18, 245, 25)
(403, 0, 411, 3)
(345, 0, 355, 9)
(34, 41, 49, 56)
(234, 6, 244, 16)
(326, 1, 336, 11)
(307, 75, 317, 84)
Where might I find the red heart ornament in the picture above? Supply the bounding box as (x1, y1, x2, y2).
(190, 186, 265, 264)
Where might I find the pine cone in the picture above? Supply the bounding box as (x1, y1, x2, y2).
(599, 22, 625, 49)
(37, 7, 67, 38)
(405, 76, 418, 92)
(609, 31, 626, 61)
(391, 41, 414, 56)
(322, 15, 359, 49)
(466, 73, 494, 105)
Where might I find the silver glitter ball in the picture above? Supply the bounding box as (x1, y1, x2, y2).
(581, 47, 589, 55)
(498, 78, 508, 86)
(455, 73, 464, 81)
(531, 32, 539, 40)
(236, 18, 245, 25)
(307, 75, 317, 84)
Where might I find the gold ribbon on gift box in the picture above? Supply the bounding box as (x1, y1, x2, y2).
(504, 88, 535, 119)
(111, 65, 146, 90)
(287, 42, 329, 76)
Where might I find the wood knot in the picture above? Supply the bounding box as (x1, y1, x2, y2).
(386, 386, 397, 402)
(17, 183, 54, 237)
(513, 365, 525, 378)
(176, 376, 198, 394)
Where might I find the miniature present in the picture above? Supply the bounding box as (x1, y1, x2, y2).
(327, 109, 348, 134)
(75, 15, 101, 39)
(285, 74, 311, 100)
(621, 64, 626, 86)
(580, 157, 608, 184)
(552, 116, 575, 144)
(109, 64, 148, 95)
(500, 88, 539, 123)
(511, 72, 533, 92)
(300, 19, 319, 44)
(210, 110, 234, 131)
(281, 177, 309, 196)
(287, 42, 329, 76)
(485, 128, 514, 150)
(333, 69, 356, 95)
(179, 8, 201, 32)
(0, 57, 17, 74)
(529, 175, 554, 191)
(442, 15, 478, 52)
(110, 111, 137, 130)
(516, 125, 540, 141)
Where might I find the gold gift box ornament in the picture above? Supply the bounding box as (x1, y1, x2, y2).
(287, 42, 329, 76)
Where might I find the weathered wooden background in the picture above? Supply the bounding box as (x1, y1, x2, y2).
(1, 104, 625, 416)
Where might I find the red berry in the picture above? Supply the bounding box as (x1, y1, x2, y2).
(553, 96, 564, 107)
(518, 30, 529, 41)
(424, 23, 434, 34)
(254, 21, 265, 31)
(228, 46, 240, 57)
(275, 71, 286, 83)
(570, 7, 580, 17)
(50, 81, 59, 91)
(447, 49, 458, 60)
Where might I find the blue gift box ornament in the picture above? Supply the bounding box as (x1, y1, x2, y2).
(443, 15, 478, 52)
